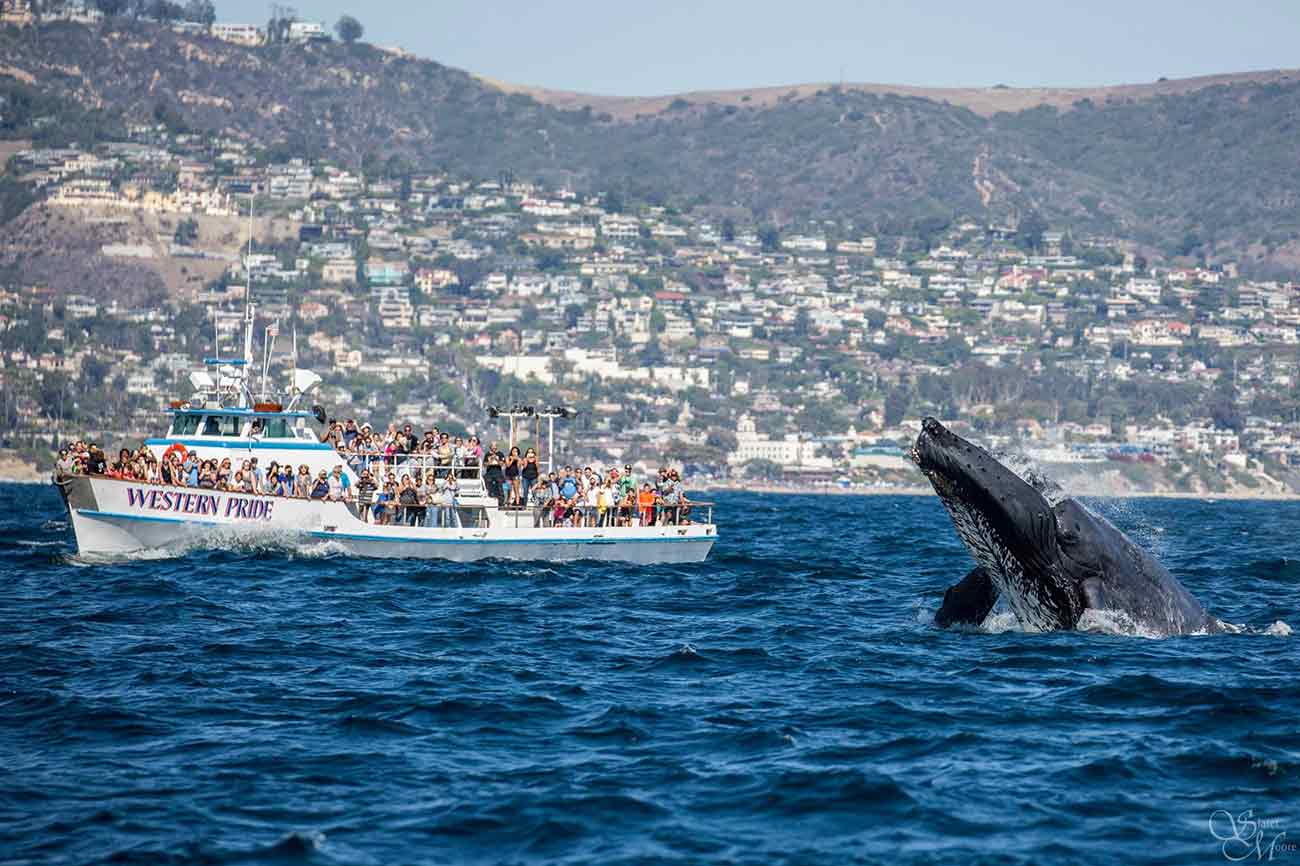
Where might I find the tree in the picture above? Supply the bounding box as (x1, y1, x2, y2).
(95, 0, 127, 15)
(793, 307, 811, 338)
(758, 225, 780, 252)
(149, 0, 183, 22)
(600, 190, 624, 214)
(563, 303, 584, 329)
(183, 0, 214, 26)
(267, 5, 297, 43)
(335, 14, 363, 44)
(912, 214, 950, 251)
(884, 388, 910, 427)
(1017, 210, 1048, 253)
(720, 218, 736, 243)
(742, 458, 782, 481)
(173, 217, 199, 246)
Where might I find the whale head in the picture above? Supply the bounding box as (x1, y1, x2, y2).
(912, 417, 1084, 631)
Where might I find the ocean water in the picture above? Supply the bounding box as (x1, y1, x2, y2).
(2, 483, 1298, 865)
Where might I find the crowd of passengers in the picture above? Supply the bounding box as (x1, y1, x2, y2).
(55, 421, 693, 530)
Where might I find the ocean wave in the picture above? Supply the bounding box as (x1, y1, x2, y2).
(9, 484, 1300, 865)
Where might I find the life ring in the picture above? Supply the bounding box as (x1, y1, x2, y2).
(162, 443, 188, 465)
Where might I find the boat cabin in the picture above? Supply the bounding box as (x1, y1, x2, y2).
(164, 407, 319, 442)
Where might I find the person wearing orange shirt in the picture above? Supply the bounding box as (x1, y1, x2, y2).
(637, 483, 657, 527)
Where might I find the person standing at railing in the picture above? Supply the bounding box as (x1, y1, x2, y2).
(355, 470, 378, 522)
(435, 433, 453, 478)
(465, 436, 483, 477)
(504, 446, 522, 507)
(420, 471, 440, 527)
(521, 449, 540, 506)
(585, 478, 602, 527)
(637, 483, 657, 526)
(483, 443, 505, 505)
(597, 480, 614, 526)
(437, 473, 461, 528)
(397, 475, 421, 526)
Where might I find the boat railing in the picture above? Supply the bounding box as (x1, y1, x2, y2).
(509, 499, 714, 529)
(341, 452, 490, 495)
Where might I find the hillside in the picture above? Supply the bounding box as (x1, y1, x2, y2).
(481, 68, 1300, 120)
(3, 21, 1300, 269)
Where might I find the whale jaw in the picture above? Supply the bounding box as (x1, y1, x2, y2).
(914, 418, 1083, 631)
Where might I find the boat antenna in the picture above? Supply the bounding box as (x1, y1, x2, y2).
(240, 193, 257, 406)
(260, 319, 278, 401)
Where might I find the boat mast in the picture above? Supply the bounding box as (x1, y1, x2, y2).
(240, 194, 256, 406)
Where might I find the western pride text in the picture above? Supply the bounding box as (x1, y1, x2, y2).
(124, 487, 275, 521)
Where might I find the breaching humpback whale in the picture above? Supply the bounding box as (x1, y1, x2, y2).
(912, 417, 1220, 635)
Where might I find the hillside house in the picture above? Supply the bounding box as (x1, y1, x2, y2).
(211, 23, 264, 45)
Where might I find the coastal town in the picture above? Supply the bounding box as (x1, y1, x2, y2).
(3, 6, 1300, 494)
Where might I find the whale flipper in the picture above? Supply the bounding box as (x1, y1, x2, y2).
(935, 566, 999, 628)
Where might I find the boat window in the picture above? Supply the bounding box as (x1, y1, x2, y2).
(202, 414, 242, 437)
(260, 417, 290, 438)
(170, 414, 202, 436)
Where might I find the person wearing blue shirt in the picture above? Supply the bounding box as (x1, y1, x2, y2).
(559, 467, 578, 500)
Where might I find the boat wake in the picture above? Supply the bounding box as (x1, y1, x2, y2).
(65, 527, 347, 565)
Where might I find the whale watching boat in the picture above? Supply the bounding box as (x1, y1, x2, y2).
(55, 305, 716, 563)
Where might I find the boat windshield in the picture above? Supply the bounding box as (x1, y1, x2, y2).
(202, 414, 243, 437)
(170, 414, 202, 436)
(257, 417, 290, 438)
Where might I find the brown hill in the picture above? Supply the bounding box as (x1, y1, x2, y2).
(480, 68, 1300, 120)
(3, 21, 1300, 270)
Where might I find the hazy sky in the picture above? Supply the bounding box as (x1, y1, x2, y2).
(219, 1, 1299, 96)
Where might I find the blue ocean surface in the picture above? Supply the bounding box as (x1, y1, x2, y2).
(1, 482, 1297, 865)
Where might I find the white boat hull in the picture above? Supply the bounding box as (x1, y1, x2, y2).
(57, 476, 716, 564)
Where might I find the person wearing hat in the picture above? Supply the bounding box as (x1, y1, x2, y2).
(55, 447, 75, 479)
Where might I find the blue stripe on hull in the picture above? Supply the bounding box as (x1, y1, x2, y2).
(145, 438, 335, 452)
(75, 509, 713, 546)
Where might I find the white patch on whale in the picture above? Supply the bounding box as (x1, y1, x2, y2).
(936, 493, 1062, 633)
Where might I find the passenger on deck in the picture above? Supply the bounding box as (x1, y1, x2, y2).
(327, 466, 347, 502)
(160, 453, 179, 486)
(310, 470, 330, 500)
(420, 470, 440, 526)
(216, 458, 232, 489)
(373, 481, 397, 524)
(521, 449, 540, 505)
(483, 444, 505, 505)
(397, 475, 421, 526)
(294, 465, 312, 498)
(661, 470, 683, 525)
(356, 470, 378, 522)
(438, 473, 460, 528)
(637, 483, 657, 526)
(198, 461, 218, 490)
(504, 446, 522, 507)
